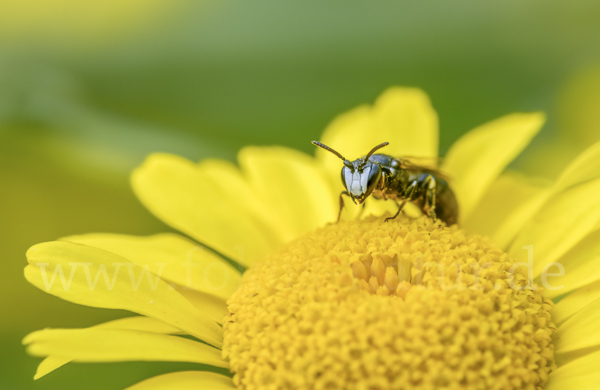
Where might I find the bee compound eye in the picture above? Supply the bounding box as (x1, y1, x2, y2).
(366, 164, 381, 191)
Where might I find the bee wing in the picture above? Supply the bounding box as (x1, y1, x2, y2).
(398, 155, 443, 167)
(399, 157, 452, 182)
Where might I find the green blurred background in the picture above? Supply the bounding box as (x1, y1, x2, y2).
(1, 0, 600, 389)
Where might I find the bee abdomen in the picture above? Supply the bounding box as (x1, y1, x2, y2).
(435, 186, 459, 226)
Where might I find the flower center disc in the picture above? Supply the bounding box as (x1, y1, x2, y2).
(223, 216, 555, 390)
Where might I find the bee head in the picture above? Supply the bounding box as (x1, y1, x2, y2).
(341, 159, 382, 203)
(311, 141, 389, 204)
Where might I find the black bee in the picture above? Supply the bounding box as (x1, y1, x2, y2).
(313, 141, 459, 225)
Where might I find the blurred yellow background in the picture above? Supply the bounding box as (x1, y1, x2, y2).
(1, 1, 600, 389)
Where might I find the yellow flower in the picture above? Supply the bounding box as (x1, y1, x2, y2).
(24, 88, 600, 389)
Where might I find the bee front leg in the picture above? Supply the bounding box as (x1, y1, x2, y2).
(337, 191, 356, 223)
(357, 201, 367, 219)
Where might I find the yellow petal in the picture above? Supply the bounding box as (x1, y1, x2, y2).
(24, 328, 226, 367)
(545, 349, 600, 390)
(34, 357, 70, 380)
(554, 297, 600, 365)
(492, 140, 600, 248)
(132, 153, 277, 266)
(94, 315, 184, 333)
(463, 172, 549, 238)
(442, 112, 544, 220)
(553, 280, 600, 325)
(180, 289, 229, 324)
(543, 229, 600, 299)
(62, 233, 241, 301)
(239, 146, 338, 233)
(317, 88, 438, 197)
(198, 158, 288, 243)
(554, 140, 600, 191)
(319, 88, 438, 160)
(34, 316, 182, 379)
(490, 190, 552, 249)
(25, 241, 223, 347)
(125, 371, 235, 390)
(370, 88, 439, 158)
(508, 178, 600, 278)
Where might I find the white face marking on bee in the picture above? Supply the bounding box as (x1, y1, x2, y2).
(350, 173, 362, 196)
(360, 166, 371, 193)
(344, 165, 371, 197)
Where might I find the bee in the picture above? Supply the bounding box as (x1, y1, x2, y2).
(312, 141, 459, 225)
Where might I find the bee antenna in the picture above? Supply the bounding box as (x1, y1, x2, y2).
(312, 141, 347, 161)
(364, 142, 390, 162)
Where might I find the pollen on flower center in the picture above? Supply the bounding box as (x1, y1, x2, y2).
(222, 216, 556, 390)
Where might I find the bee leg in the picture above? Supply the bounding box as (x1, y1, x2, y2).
(385, 180, 417, 222)
(422, 175, 438, 221)
(337, 191, 356, 223)
(384, 200, 405, 222)
(357, 201, 367, 219)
